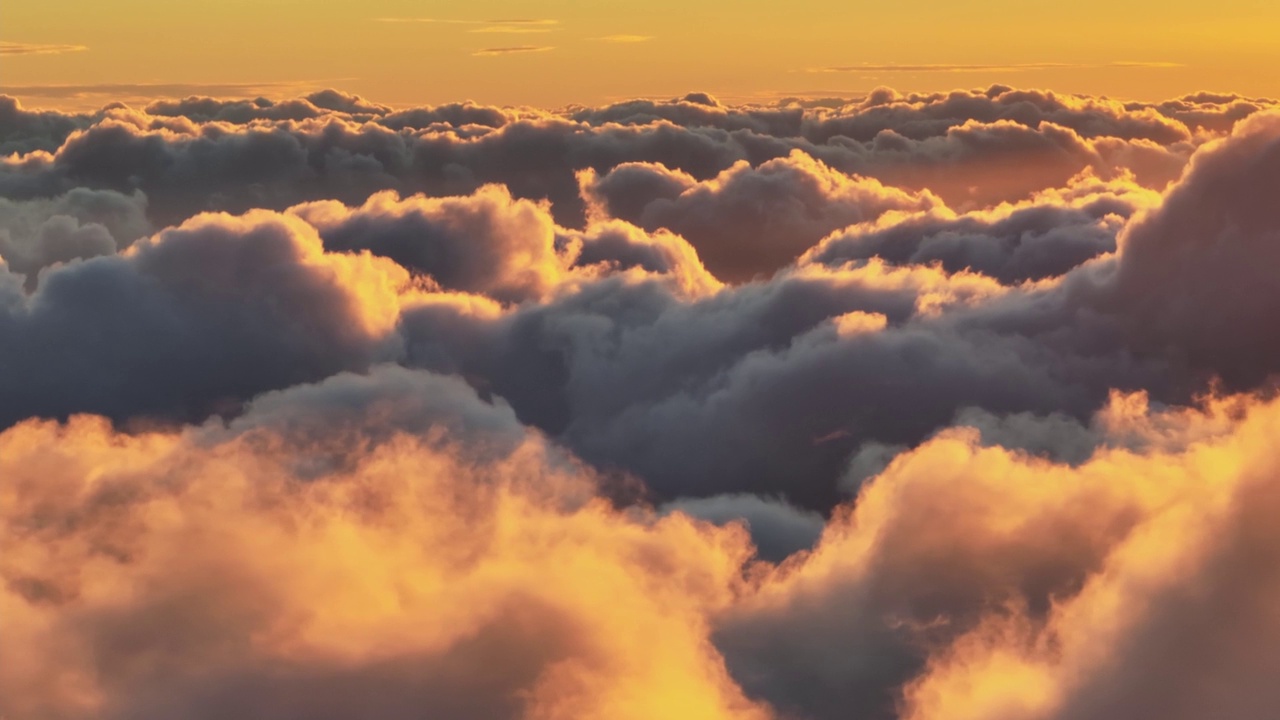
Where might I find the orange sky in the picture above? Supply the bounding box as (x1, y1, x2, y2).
(3, 0, 1279, 110)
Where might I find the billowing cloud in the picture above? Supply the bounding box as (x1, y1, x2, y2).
(5, 85, 1280, 719)
(579, 150, 942, 281)
(0, 368, 770, 720)
(0, 188, 150, 283)
(717, 390, 1280, 720)
(1, 85, 1248, 231)
(802, 171, 1159, 283)
(0, 209, 410, 428)
(8, 362, 1280, 719)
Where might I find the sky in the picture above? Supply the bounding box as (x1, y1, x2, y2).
(4, 0, 1280, 109)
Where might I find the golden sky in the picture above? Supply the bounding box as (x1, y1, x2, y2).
(4, 0, 1280, 109)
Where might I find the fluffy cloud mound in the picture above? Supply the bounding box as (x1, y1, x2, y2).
(4, 86, 1280, 719)
(1110, 111, 1280, 386)
(803, 172, 1158, 283)
(0, 188, 149, 283)
(1, 85, 1254, 229)
(0, 209, 409, 428)
(0, 369, 768, 720)
(580, 150, 941, 281)
(8, 373, 1280, 719)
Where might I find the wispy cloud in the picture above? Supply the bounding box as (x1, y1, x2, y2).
(0, 41, 88, 56)
(1108, 61, 1184, 68)
(472, 45, 555, 57)
(594, 35, 654, 43)
(809, 61, 1184, 73)
(375, 18, 558, 26)
(2, 81, 323, 100)
(469, 26, 555, 34)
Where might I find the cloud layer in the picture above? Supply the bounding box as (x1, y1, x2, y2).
(4, 85, 1280, 719)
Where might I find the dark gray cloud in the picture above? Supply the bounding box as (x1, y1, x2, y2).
(0, 210, 405, 429)
(2, 84, 1249, 234)
(580, 150, 941, 282)
(0, 188, 149, 283)
(802, 174, 1155, 283)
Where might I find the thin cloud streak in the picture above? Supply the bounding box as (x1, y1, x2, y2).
(1, 81, 331, 99)
(0, 41, 88, 56)
(472, 46, 555, 57)
(375, 18, 559, 25)
(594, 35, 655, 43)
(470, 27, 555, 34)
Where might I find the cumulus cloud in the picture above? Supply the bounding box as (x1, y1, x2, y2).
(0, 188, 149, 283)
(2, 107, 1277, 508)
(8, 366, 1280, 719)
(579, 150, 942, 281)
(715, 390, 1280, 720)
(0, 369, 768, 720)
(6, 84, 1280, 719)
(803, 171, 1159, 283)
(1, 84, 1246, 231)
(0, 209, 409, 428)
(1108, 111, 1280, 387)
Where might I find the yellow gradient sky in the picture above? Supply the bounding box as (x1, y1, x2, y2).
(3, 0, 1279, 110)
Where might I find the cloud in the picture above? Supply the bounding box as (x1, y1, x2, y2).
(6, 81, 1280, 719)
(810, 61, 1184, 74)
(376, 18, 559, 26)
(10, 348, 1280, 719)
(473, 46, 555, 57)
(594, 35, 654, 43)
(0, 88, 1276, 511)
(802, 171, 1160, 283)
(1108, 110, 1280, 387)
(0, 41, 87, 56)
(812, 63, 1079, 74)
(0, 188, 150, 284)
(0, 368, 770, 720)
(292, 186, 569, 304)
(715, 390, 1280, 719)
(0, 85, 1237, 233)
(0, 83, 354, 115)
(579, 150, 943, 282)
(470, 26, 556, 34)
(0, 209, 410, 429)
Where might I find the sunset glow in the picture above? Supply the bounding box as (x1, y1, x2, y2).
(4, 0, 1280, 109)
